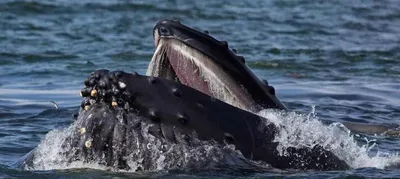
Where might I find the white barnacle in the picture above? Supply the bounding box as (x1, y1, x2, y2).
(90, 89, 97, 97)
(111, 101, 118, 108)
(85, 140, 92, 148)
(80, 127, 86, 135)
(118, 81, 126, 89)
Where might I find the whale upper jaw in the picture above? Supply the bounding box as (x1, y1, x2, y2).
(147, 20, 287, 112)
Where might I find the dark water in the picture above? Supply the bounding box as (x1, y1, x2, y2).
(0, 0, 399, 178)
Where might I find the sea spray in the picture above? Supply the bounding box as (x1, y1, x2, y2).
(258, 106, 400, 169)
(27, 120, 110, 171)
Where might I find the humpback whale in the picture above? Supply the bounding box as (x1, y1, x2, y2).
(17, 20, 368, 171)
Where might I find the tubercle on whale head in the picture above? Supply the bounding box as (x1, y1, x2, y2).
(149, 19, 287, 112)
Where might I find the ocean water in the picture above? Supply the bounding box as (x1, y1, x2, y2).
(0, 0, 399, 178)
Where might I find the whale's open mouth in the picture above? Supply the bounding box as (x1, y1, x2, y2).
(148, 38, 254, 110)
(147, 20, 286, 112)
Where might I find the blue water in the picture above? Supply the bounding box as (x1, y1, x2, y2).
(1, 0, 400, 178)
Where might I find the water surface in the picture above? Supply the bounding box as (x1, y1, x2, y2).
(1, 0, 400, 178)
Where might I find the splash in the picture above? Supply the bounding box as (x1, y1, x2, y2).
(258, 106, 400, 169)
(26, 122, 112, 171)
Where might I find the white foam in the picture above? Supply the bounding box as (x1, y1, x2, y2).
(258, 106, 400, 169)
(26, 121, 111, 171)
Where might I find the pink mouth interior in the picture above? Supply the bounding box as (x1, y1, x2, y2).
(167, 49, 212, 96)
